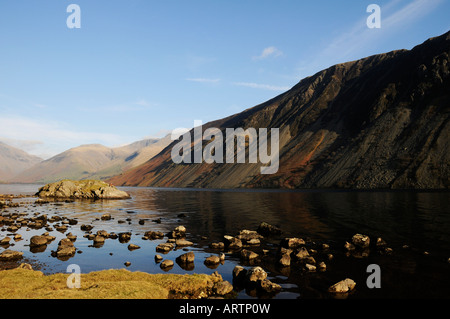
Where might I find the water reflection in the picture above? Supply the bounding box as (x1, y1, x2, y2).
(1, 185, 449, 299)
(124, 188, 450, 255)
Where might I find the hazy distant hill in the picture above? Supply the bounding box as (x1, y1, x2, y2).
(12, 136, 172, 184)
(109, 31, 450, 189)
(0, 142, 42, 182)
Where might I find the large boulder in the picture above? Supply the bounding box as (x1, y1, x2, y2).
(36, 180, 130, 200)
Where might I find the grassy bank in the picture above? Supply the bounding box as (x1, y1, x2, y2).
(0, 267, 226, 299)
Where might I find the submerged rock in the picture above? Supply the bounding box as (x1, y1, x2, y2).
(257, 222, 281, 236)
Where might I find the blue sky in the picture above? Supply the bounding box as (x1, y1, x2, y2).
(0, 0, 449, 159)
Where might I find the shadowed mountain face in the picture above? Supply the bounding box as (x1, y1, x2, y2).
(0, 142, 42, 182)
(109, 31, 450, 189)
(12, 136, 172, 184)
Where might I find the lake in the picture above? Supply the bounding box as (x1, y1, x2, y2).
(1, 184, 449, 299)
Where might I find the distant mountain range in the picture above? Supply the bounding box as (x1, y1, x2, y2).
(109, 30, 450, 189)
(5, 135, 172, 184)
(0, 142, 42, 183)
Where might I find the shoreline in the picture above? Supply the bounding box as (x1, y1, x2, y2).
(1, 191, 450, 299)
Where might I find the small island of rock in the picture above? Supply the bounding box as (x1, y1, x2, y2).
(36, 180, 131, 200)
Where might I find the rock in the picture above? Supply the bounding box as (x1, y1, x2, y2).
(176, 251, 195, 264)
(232, 266, 247, 282)
(66, 233, 77, 241)
(318, 261, 327, 271)
(246, 266, 267, 283)
(118, 232, 131, 243)
(210, 242, 225, 249)
(240, 249, 259, 261)
(160, 259, 174, 269)
(237, 230, 263, 244)
(0, 236, 11, 245)
(156, 243, 174, 253)
(154, 254, 163, 262)
(17, 263, 33, 270)
(223, 235, 242, 250)
(213, 281, 234, 295)
(278, 254, 291, 267)
(175, 239, 193, 247)
(93, 235, 105, 244)
(55, 238, 76, 257)
(36, 180, 130, 200)
(352, 234, 370, 249)
(304, 263, 316, 272)
(328, 278, 356, 293)
(143, 231, 164, 240)
(257, 222, 281, 236)
(259, 279, 282, 293)
(0, 249, 23, 261)
(96, 230, 109, 238)
(344, 241, 356, 251)
(55, 224, 68, 232)
(376, 237, 387, 248)
(81, 224, 94, 232)
(128, 244, 140, 250)
(124, 261, 131, 267)
(246, 238, 261, 245)
(30, 235, 48, 247)
(205, 255, 221, 266)
(169, 226, 186, 239)
(295, 246, 310, 259)
(281, 237, 305, 249)
(101, 213, 111, 220)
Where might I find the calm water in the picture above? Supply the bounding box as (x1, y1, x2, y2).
(1, 184, 449, 299)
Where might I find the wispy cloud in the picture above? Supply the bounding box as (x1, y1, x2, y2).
(253, 46, 283, 60)
(332, 0, 442, 54)
(382, 0, 442, 29)
(233, 82, 290, 92)
(186, 78, 221, 83)
(300, 0, 444, 79)
(0, 116, 128, 159)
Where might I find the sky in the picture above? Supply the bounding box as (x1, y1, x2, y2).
(0, 0, 449, 159)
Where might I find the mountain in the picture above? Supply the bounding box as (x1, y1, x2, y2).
(12, 136, 172, 184)
(109, 31, 450, 189)
(0, 142, 42, 182)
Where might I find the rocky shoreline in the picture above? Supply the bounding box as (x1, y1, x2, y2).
(1, 192, 449, 299)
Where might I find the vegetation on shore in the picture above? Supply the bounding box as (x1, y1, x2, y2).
(0, 267, 226, 299)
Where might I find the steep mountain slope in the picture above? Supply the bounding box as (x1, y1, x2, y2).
(12, 137, 172, 184)
(109, 31, 450, 189)
(0, 142, 42, 182)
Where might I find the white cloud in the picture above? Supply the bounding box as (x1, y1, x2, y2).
(253, 46, 283, 60)
(186, 78, 221, 83)
(233, 82, 290, 92)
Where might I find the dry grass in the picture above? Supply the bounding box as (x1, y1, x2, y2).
(0, 268, 221, 299)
